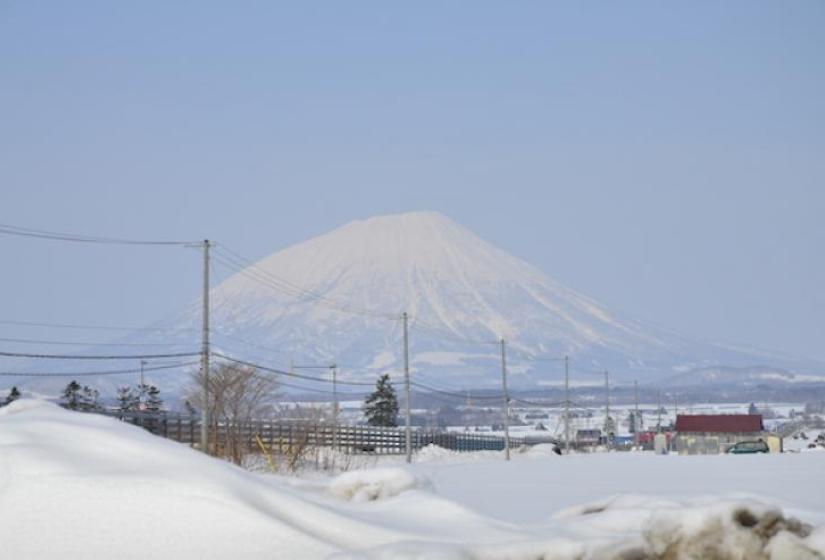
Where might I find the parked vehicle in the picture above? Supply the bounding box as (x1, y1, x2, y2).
(727, 440, 769, 454)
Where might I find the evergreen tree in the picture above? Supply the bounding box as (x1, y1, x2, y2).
(2, 386, 21, 407)
(603, 415, 616, 439)
(146, 385, 163, 413)
(115, 386, 138, 413)
(134, 383, 150, 410)
(79, 385, 101, 412)
(61, 381, 83, 410)
(363, 374, 399, 427)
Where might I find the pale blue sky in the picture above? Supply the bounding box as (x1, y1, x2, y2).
(1, 2, 823, 360)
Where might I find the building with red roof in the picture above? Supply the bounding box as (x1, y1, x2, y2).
(675, 414, 764, 434)
(672, 414, 779, 455)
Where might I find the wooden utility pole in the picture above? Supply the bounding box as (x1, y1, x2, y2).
(604, 370, 610, 450)
(200, 239, 211, 454)
(403, 312, 411, 463)
(674, 395, 678, 426)
(634, 379, 640, 448)
(564, 355, 570, 453)
(331, 364, 339, 450)
(500, 339, 510, 461)
(657, 389, 662, 431)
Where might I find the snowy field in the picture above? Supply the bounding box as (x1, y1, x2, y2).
(2, 400, 824, 559)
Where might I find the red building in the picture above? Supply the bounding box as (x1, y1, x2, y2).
(675, 414, 763, 433)
(673, 414, 768, 455)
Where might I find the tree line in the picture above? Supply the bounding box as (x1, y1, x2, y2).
(0, 370, 398, 421)
(0, 381, 166, 413)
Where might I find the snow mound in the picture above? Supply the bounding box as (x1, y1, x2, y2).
(642, 502, 818, 560)
(329, 468, 433, 502)
(551, 495, 822, 560)
(344, 498, 823, 559)
(2, 400, 823, 560)
(415, 443, 503, 463)
(415, 443, 458, 462)
(0, 397, 49, 416)
(522, 443, 561, 457)
(414, 442, 559, 463)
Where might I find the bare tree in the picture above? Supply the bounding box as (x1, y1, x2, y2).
(189, 362, 280, 464)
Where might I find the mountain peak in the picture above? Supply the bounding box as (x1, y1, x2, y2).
(7, 212, 818, 395)
(321, 210, 475, 254)
(349, 210, 452, 227)
(208, 212, 686, 384)
(201, 213, 818, 389)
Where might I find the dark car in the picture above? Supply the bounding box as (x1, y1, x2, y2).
(727, 440, 769, 454)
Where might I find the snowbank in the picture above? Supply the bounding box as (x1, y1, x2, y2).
(642, 501, 818, 559)
(2, 400, 824, 560)
(522, 443, 561, 457)
(413, 442, 559, 463)
(340, 498, 823, 559)
(329, 468, 433, 502)
(415, 443, 504, 463)
(0, 400, 336, 558)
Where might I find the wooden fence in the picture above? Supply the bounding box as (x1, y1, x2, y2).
(102, 411, 557, 454)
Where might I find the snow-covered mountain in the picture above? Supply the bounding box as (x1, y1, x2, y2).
(5, 211, 822, 396)
(160, 211, 821, 389)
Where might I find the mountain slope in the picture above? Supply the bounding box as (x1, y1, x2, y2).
(5, 211, 821, 396)
(196, 211, 818, 388)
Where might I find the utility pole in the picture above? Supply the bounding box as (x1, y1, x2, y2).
(604, 370, 610, 451)
(500, 339, 510, 461)
(200, 239, 211, 454)
(403, 312, 412, 463)
(331, 364, 339, 451)
(139, 359, 146, 387)
(634, 379, 640, 448)
(657, 389, 662, 431)
(564, 355, 570, 454)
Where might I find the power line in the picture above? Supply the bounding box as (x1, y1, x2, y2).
(213, 353, 503, 403)
(510, 397, 568, 407)
(407, 316, 500, 347)
(510, 352, 567, 363)
(213, 246, 400, 320)
(409, 380, 502, 401)
(409, 369, 492, 392)
(569, 364, 617, 377)
(275, 379, 364, 397)
(217, 244, 364, 307)
(0, 223, 194, 245)
(212, 353, 380, 386)
(410, 390, 477, 408)
(212, 253, 391, 320)
(0, 350, 200, 360)
(218, 352, 571, 401)
(0, 336, 193, 348)
(0, 319, 195, 333)
(0, 360, 199, 378)
(216, 244, 521, 344)
(216, 245, 506, 347)
(210, 331, 292, 357)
